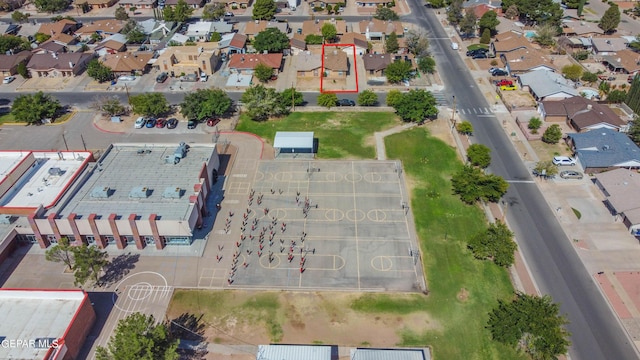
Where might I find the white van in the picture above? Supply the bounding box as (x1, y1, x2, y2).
(451, 42, 459, 50)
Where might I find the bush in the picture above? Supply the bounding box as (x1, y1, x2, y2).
(581, 71, 598, 83)
(572, 50, 590, 61)
(542, 124, 563, 144)
(480, 28, 491, 44)
(490, 59, 498, 66)
(528, 117, 542, 133)
(467, 143, 491, 168)
(456, 120, 473, 135)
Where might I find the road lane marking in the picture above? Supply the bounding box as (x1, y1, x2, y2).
(505, 180, 535, 183)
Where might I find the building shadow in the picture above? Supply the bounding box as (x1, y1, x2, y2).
(76, 291, 117, 359)
(0, 243, 32, 287)
(99, 253, 140, 287)
(170, 313, 209, 360)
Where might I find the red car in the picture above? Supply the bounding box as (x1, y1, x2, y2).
(155, 118, 166, 128)
(206, 117, 220, 127)
(495, 79, 513, 87)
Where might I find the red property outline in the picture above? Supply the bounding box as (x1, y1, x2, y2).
(320, 44, 359, 93)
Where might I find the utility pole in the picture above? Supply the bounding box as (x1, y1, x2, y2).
(451, 95, 457, 132)
(124, 83, 131, 104)
(291, 82, 295, 111)
(62, 132, 69, 151)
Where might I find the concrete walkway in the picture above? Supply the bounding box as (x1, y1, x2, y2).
(374, 122, 418, 160)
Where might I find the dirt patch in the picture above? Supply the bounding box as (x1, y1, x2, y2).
(457, 288, 469, 302)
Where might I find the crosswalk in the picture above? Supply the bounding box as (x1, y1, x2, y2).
(458, 107, 495, 116)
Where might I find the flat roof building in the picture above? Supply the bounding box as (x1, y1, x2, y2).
(274, 132, 315, 158)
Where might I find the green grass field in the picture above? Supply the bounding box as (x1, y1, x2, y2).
(0, 112, 16, 125)
(235, 112, 398, 159)
(467, 44, 489, 51)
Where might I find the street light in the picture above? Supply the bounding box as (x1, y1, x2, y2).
(450, 95, 457, 132)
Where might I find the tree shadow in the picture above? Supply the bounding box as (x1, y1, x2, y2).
(170, 313, 209, 360)
(99, 253, 139, 287)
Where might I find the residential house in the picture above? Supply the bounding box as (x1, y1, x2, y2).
(339, 32, 368, 55)
(539, 96, 626, 132)
(94, 34, 128, 56)
(293, 53, 322, 77)
(0, 23, 21, 35)
(491, 31, 530, 54)
(594, 169, 640, 234)
(119, 0, 156, 8)
(209, 0, 250, 8)
(468, 4, 501, 18)
(501, 47, 557, 74)
(302, 19, 347, 37)
(148, 21, 178, 45)
(289, 35, 307, 55)
(74, 20, 125, 41)
(164, 0, 205, 8)
(72, 0, 118, 9)
(355, 0, 392, 9)
(186, 21, 234, 42)
(244, 21, 290, 40)
(558, 36, 593, 52)
(155, 44, 218, 76)
(602, 49, 640, 74)
(37, 19, 78, 37)
(562, 8, 582, 20)
(362, 53, 392, 76)
(517, 69, 578, 101)
(591, 37, 629, 56)
(168, 33, 190, 45)
(217, 33, 247, 55)
(323, 49, 348, 77)
(0, 51, 32, 76)
(567, 128, 640, 173)
(462, 0, 501, 10)
(308, 0, 342, 10)
(100, 52, 154, 76)
(228, 53, 283, 74)
(561, 21, 604, 37)
(48, 33, 79, 47)
(26, 52, 93, 77)
(33, 41, 67, 55)
(358, 19, 403, 41)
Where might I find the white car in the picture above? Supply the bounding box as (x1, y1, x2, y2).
(134, 117, 146, 129)
(117, 75, 136, 82)
(552, 156, 577, 166)
(3, 76, 15, 84)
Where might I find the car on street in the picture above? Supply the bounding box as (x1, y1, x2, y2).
(156, 72, 168, 83)
(560, 170, 584, 179)
(495, 79, 513, 86)
(3, 76, 16, 84)
(187, 119, 198, 129)
(224, 11, 234, 16)
(145, 118, 157, 128)
(492, 69, 508, 76)
(500, 84, 517, 91)
(156, 118, 166, 128)
(134, 117, 146, 129)
(167, 118, 178, 129)
(206, 118, 220, 127)
(337, 99, 355, 106)
(552, 156, 577, 166)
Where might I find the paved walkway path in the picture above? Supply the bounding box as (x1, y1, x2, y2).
(374, 123, 418, 160)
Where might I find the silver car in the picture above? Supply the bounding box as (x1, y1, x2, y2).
(560, 170, 583, 179)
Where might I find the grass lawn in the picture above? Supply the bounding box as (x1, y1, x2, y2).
(0, 111, 74, 125)
(0, 112, 16, 125)
(529, 139, 572, 161)
(235, 112, 399, 159)
(467, 44, 489, 51)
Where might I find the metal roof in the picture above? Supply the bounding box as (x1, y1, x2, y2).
(351, 348, 430, 360)
(273, 132, 314, 149)
(518, 69, 578, 99)
(570, 129, 640, 169)
(257, 344, 337, 360)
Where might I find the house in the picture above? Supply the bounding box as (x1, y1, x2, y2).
(339, 32, 368, 55)
(302, 19, 347, 37)
(362, 53, 392, 76)
(561, 21, 604, 37)
(355, 0, 392, 9)
(358, 19, 403, 41)
(0, 23, 21, 35)
(72, 0, 118, 9)
(33, 41, 67, 55)
(186, 21, 234, 42)
(539, 96, 626, 132)
(323, 49, 348, 77)
(100, 52, 154, 76)
(558, 36, 593, 52)
(293, 53, 322, 77)
(308, 0, 342, 9)
(469, 5, 501, 18)
(0, 51, 32, 76)
(289, 35, 307, 55)
(517, 69, 578, 101)
(217, 33, 247, 55)
(155, 44, 218, 76)
(37, 19, 78, 37)
(164, 0, 205, 8)
(74, 20, 125, 40)
(462, 0, 501, 10)
(168, 33, 190, 45)
(491, 31, 530, 54)
(47, 33, 79, 47)
(594, 169, 640, 234)
(209, 0, 250, 8)
(591, 37, 629, 56)
(244, 21, 290, 40)
(119, 0, 156, 8)
(501, 47, 556, 74)
(567, 128, 640, 172)
(26, 52, 94, 77)
(148, 21, 178, 45)
(601, 49, 640, 74)
(228, 53, 283, 74)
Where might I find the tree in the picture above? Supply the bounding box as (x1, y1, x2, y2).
(542, 124, 563, 144)
(114, 6, 129, 20)
(202, 3, 226, 20)
(164, 0, 193, 22)
(254, 62, 275, 82)
(487, 293, 570, 359)
(254, 28, 290, 53)
(321, 23, 337, 43)
(0, 0, 21, 11)
(0, 35, 30, 53)
(181, 88, 232, 120)
(561, 64, 583, 81)
(121, 19, 137, 35)
(45, 237, 75, 270)
(534, 160, 559, 177)
(126, 26, 146, 44)
(11, 92, 62, 124)
(581, 71, 598, 83)
(385, 31, 399, 54)
(504, 4, 518, 19)
(95, 313, 179, 360)
(630, 34, 640, 52)
(241, 84, 289, 120)
(34, 32, 51, 44)
(628, 119, 640, 145)
(71, 244, 109, 287)
(447, 0, 463, 24)
(468, 221, 516, 267)
(456, 120, 473, 135)
(405, 30, 430, 57)
(357, 90, 378, 106)
(281, 87, 304, 107)
(528, 117, 542, 133)
(599, 80, 611, 95)
(392, 89, 438, 122)
(479, 10, 500, 35)
(386, 89, 403, 107)
(385, 60, 412, 83)
(91, 95, 127, 116)
(129, 6, 137, 14)
(252, 0, 276, 20)
(607, 89, 627, 103)
(50, 15, 75, 22)
(210, 31, 222, 42)
(501, 0, 562, 26)
(467, 143, 491, 168)
(87, 59, 113, 83)
(317, 93, 338, 108)
(451, 165, 509, 204)
(626, 74, 640, 115)
(11, 10, 30, 23)
(599, 4, 620, 33)
(480, 28, 491, 44)
(576, 0, 585, 16)
(129, 93, 169, 117)
(426, 0, 446, 8)
(33, 0, 70, 13)
(16, 61, 28, 79)
(417, 56, 436, 74)
(374, 7, 399, 20)
(305, 34, 323, 45)
(459, 11, 477, 37)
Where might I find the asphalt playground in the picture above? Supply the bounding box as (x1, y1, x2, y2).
(217, 160, 425, 292)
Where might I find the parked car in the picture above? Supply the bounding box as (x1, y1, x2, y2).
(451, 42, 459, 50)
(337, 99, 355, 106)
(187, 119, 198, 129)
(3, 76, 16, 84)
(117, 75, 136, 82)
(560, 170, 584, 179)
(598, 74, 616, 81)
(467, 48, 488, 57)
(145, 118, 157, 128)
(156, 118, 166, 128)
(492, 69, 508, 76)
(156, 72, 168, 83)
(134, 116, 146, 129)
(206, 117, 220, 127)
(472, 52, 489, 59)
(494, 79, 513, 87)
(224, 11, 234, 16)
(552, 156, 577, 166)
(500, 84, 517, 91)
(200, 72, 208, 82)
(167, 118, 179, 129)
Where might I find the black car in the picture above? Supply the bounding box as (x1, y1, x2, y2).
(472, 52, 489, 59)
(166, 118, 178, 129)
(466, 48, 488, 56)
(492, 69, 508, 76)
(337, 99, 355, 106)
(187, 119, 198, 129)
(156, 72, 168, 83)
